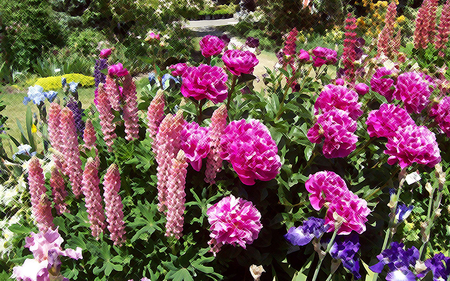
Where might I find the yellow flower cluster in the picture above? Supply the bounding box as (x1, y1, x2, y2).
(357, 1, 403, 38)
(34, 73, 95, 91)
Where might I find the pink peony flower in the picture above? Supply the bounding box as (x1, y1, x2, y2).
(181, 64, 228, 104)
(180, 122, 210, 171)
(370, 67, 396, 102)
(298, 49, 310, 62)
(355, 83, 370, 95)
(305, 171, 349, 211)
(393, 72, 432, 114)
(108, 63, 129, 77)
(366, 104, 415, 138)
(314, 84, 363, 120)
(169, 63, 188, 76)
(222, 49, 259, 76)
(221, 119, 281, 185)
(385, 125, 441, 169)
(312, 47, 338, 67)
(199, 35, 225, 58)
(99, 48, 112, 59)
(307, 109, 358, 158)
(429, 96, 450, 137)
(207, 195, 262, 253)
(325, 193, 371, 235)
(335, 78, 345, 86)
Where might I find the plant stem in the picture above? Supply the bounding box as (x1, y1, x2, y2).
(275, 76, 295, 121)
(312, 227, 340, 281)
(197, 99, 206, 124)
(226, 75, 237, 112)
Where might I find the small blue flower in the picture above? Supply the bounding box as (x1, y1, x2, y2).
(284, 217, 328, 246)
(330, 233, 361, 279)
(61, 77, 67, 87)
(45, 91, 58, 103)
(24, 85, 46, 105)
(161, 73, 180, 90)
(395, 204, 414, 223)
(148, 72, 158, 86)
(69, 82, 78, 93)
(13, 144, 36, 160)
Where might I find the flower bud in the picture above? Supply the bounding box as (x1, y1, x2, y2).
(249, 265, 265, 281)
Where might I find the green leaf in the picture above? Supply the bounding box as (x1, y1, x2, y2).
(104, 262, 114, 276)
(192, 262, 214, 274)
(210, 57, 218, 66)
(8, 224, 32, 234)
(361, 260, 376, 281)
(171, 268, 194, 281)
(292, 271, 308, 281)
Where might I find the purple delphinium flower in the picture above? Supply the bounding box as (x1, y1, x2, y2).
(330, 233, 361, 279)
(370, 242, 419, 275)
(94, 58, 108, 87)
(424, 253, 450, 280)
(246, 36, 260, 48)
(284, 217, 329, 246)
(395, 204, 414, 223)
(66, 99, 85, 136)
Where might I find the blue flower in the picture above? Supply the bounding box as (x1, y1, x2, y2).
(69, 82, 78, 93)
(45, 91, 58, 103)
(61, 77, 67, 87)
(13, 144, 36, 160)
(284, 217, 328, 246)
(370, 242, 419, 275)
(24, 85, 46, 105)
(417, 253, 450, 280)
(330, 233, 361, 279)
(148, 72, 158, 86)
(395, 204, 414, 223)
(161, 73, 180, 90)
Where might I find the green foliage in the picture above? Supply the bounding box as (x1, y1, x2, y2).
(66, 28, 107, 56)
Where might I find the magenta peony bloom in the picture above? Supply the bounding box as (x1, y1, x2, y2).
(99, 48, 112, 59)
(298, 49, 310, 62)
(108, 63, 129, 77)
(305, 171, 349, 211)
(180, 122, 210, 171)
(429, 96, 450, 137)
(366, 104, 415, 138)
(222, 49, 259, 76)
(307, 109, 358, 158)
(312, 46, 337, 67)
(325, 193, 371, 235)
(335, 78, 345, 86)
(220, 119, 281, 185)
(370, 67, 396, 102)
(199, 35, 225, 58)
(169, 63, 188, 76)
(181, 64, 228, 104)
(385, 125, 441, 169)
(355, 83, 370, 95)
(207, 195, 262, 252)
(314, 84, 363, 120)
(393, 72, 432, 114)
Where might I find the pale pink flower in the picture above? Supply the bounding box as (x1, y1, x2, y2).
(96, 83, 117, 152)
(81, 158, 106, 238)
(180, 122, 210, 171)
(48, 103, 62, 152)
(28, 157, 54, 233)
(83, 119, 97, 149)
(105, 75, 122, 111)
(50, 163, 69, 216)
(199, 35, 225, 58)
(314, 84, 363, 120)
(305, 171, 349, 211)
(122, 74, 140, 141)
(377, 2, 397, 57)
(205, 105, 227, 184)
(147, 90, 165, 145)
(222, 49, 259, 76)
(165, 151, 188, 239)
(220, 119, 281, 185)
(385, 125, 441, 169)
(366, 104, 415, 138)
(207, 195, 262, 254)
(103, 164, 126, 246)
(429, 96, 450, 137)
(393, 72, 432, 114)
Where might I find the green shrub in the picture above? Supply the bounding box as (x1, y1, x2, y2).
(67, 28, 107, 56)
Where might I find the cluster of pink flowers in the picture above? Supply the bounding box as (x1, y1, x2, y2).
(366, 104, 416, 138)
(105, 74, 122, 111)
(207, 195, 262, 255)
(314, 84, 363, 120)
(385, 125, 441, 169)
(180, 122, 210, 171)
(122, 74, 140, 141)
(393, 72, 433, 114)
(312, 47, 338, 67)
(342, 13, 357, 83)
(282, 28, 298, 67)
(429, 96, 450, 137)
(377, 2, 397, 58)
(305, 171, 370, 235)
(12, 228, 82, 281)
(435, 0, 450, 55)
(205, 105, 228, 184)
(146, 90, 165, 145)
(181, 64, 228, 104)
(220, 119, 281, 185)
(96, 83, 117, 152)
(222, 49, 259, 76)
(370, 67, 396, 102)
(99, 48, 112, 59)
(50, 156, 69, 216)
(199, 35, 225, 58)
(414, 0, 439, 49)
(307, 109, 358, 158)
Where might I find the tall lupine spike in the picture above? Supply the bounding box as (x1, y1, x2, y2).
(392, 29, 402, 56)
(122, 74, 140, 141)
(50, 164, 69, 215)
(427, 0, 439, 43)
(165, 150, 188, 239)
(343, 13, 357, 83)
(282, 28, 298, 68)
(96, 83, 117, 152)
(435, 0, 450, 56)
(60, 107, 83, 198)
(105, 75, 121, 111)
(155, 111, 184, 212)
(83, 119, 97, 150)
(205, 105, 228, 185)
(103, 164, 126, 246)
(48, 103, 62, 152)
(377, 1, 397, 58)
(414, 0, 436, 49)
(28, 157, 54, 233)
(147, 90, 165, 147)
(81, 158, 106, 239)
